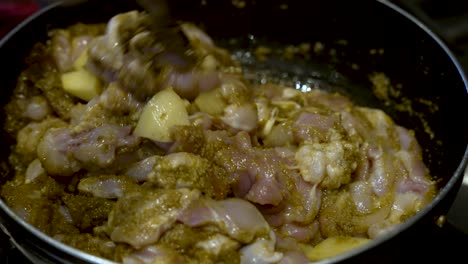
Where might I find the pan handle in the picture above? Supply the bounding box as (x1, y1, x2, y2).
(445, 167, 468, 235)
(432, 217, 468, 244)
(433, 167, 468, 240)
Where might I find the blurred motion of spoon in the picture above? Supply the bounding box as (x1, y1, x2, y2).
(136, 0, 195, 67)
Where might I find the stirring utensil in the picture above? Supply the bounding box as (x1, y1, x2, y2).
(136, 0, 195, 69)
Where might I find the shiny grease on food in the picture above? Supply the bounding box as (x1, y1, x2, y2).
(2, 10, 435, 263)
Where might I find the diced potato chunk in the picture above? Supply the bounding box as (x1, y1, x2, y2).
(194, 88, 226, 115)
(301, 236, 370, 261)
(73, 48, 88, 70)
(134, 88, 190, 142)
(61, 70, 101, 101)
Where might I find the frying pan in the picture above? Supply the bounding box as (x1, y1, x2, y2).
(0, 0, 467, 263)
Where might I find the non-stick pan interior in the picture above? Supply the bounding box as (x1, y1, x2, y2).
(0, 0, 467, 262)
(3, 0, 465, 186)
(167, 0, 468, 189)
(188, 0, 464, 190)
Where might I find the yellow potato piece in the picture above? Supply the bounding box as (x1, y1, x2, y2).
(134, 88, 190, 142)
(194, 88, 226, 115)
(73, 48, 89, 70)
(61, 69, 101, 101)
(302, 236, 370, 261)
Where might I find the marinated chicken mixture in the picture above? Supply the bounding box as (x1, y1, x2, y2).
(1, 11, 436, 264)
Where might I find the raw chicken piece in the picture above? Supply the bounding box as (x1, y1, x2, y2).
(107, 188, 200, 249)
